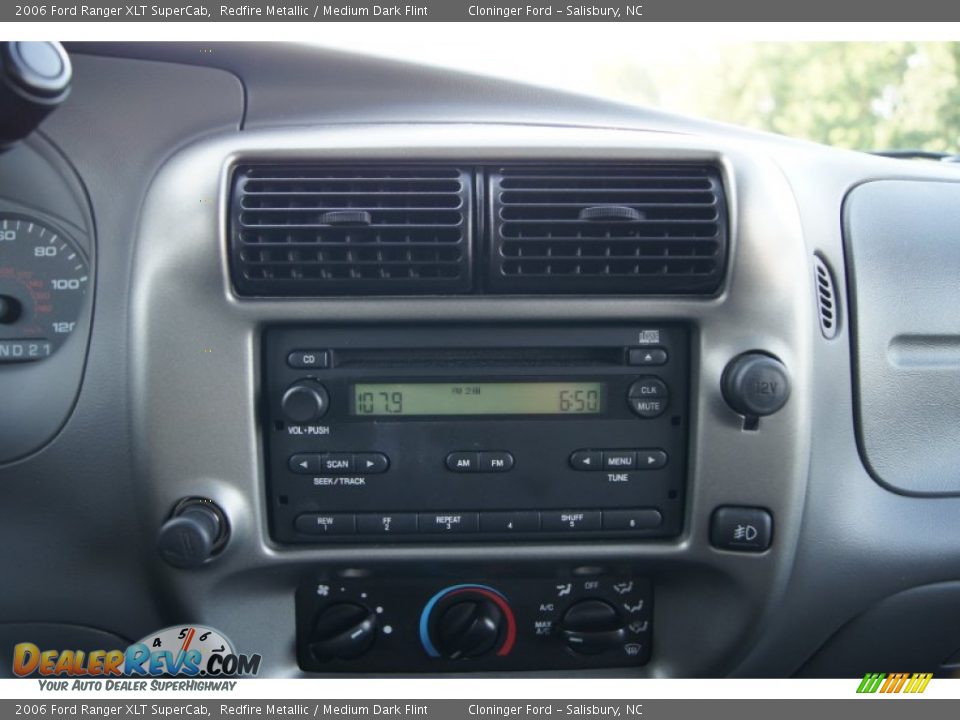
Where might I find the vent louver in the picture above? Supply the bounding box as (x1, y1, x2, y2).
(814, 254, 839, 339)
(230, 165, 473, 296)
(488, 164, 728, 294)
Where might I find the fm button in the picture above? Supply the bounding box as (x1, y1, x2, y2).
(627, 377, 668, 418)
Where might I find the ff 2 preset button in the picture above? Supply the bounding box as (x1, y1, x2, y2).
(710, 506, 773, 552)
(356, 513, 417, 535)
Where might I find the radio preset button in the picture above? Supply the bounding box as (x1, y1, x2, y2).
(636, 450, 668, 469)
(541, 510, 602, 532)
(479, 511, 539, 533)
(354, 453, 389, 474)
(357, 513, 417, 534)
(446, 452, 479, 473)
(418, 512, 480, 534)
(603, 451, 636, 470)
(569, 450, 602, 471)
(295, 513, 356, 535)
(289, 453, 321, 474)
(603, 509, 663, 531)
(321, 454, 354, 473)
(628, 348, 668, 366)
(479, 451, 514, 473)
(287, 350, 330, 369)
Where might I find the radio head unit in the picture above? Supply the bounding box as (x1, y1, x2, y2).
(263, 325, 689, 544)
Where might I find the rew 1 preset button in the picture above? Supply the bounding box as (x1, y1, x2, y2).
(295, 513, 356, 535)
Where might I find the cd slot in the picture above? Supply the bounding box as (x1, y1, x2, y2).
(334, 347, 624, 369)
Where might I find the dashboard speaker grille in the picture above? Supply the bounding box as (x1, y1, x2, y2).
(230, 165, 473, 296)
(488, 164, 728, 294)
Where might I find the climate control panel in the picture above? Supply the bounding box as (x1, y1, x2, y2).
(296, 573, 652, 672)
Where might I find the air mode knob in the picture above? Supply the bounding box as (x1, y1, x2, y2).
(307, 603, 378, 662)
(721, 352, 790, 421)
(558, 599, 627, 655)
(281, 379, 329, 424)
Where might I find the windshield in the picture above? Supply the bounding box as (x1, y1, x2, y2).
(316, 31, 958, 153)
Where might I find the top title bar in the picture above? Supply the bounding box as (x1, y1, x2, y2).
(6, 0, 960, 21)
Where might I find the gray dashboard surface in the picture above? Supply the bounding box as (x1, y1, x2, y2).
(845, 180, 960, 495)
(3, 42, 960, 679)
(0, 54, 243, 642)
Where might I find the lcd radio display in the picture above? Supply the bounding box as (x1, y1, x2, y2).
(352, 382, 606, 416)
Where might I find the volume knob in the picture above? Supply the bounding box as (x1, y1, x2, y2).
(281, 380, 329, 424)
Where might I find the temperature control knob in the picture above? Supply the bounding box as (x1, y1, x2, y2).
(281, 380, 329, 424)
(420, 585, 517, 660)
(436, 598, 504, 660)
(558, 599, 627, 655)
(307, 603, 378, 662)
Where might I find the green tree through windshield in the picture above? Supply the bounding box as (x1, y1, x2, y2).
(603, 42, 960, 152)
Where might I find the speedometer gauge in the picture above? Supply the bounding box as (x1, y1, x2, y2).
(0, 214, 89, 362)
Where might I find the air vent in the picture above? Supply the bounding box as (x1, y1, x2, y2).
(813, 254, 839, 339)
(230, 165, 473, 296)
(488, 164, 728, 294)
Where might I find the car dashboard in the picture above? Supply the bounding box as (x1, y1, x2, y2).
(2, 41, 960, 679)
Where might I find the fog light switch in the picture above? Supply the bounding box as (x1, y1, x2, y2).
(710, 506, 772, 552)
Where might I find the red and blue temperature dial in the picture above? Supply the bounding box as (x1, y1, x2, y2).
(419, 584, 517, 659)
